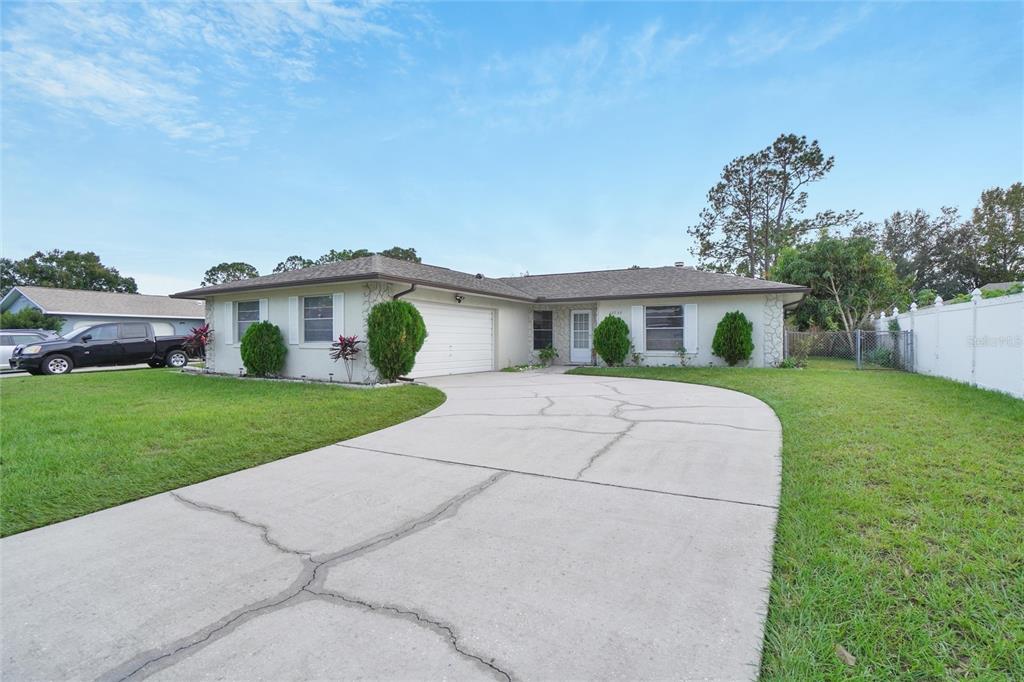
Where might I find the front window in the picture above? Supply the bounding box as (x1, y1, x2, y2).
(533, 310, 553, 350)
(303, 295, 333, 342)
(87, 324, 120, 341)
(236, 301, 260, 340)
(645, 305, 684, 351)
(120, 323, 149, 339)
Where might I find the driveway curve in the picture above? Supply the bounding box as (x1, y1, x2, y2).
(1, 369, 781, 682)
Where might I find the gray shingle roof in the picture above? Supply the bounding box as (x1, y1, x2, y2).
(498, 266, 806, 301)
(173, 255, 534, 301)
(10, 286, 205, 319)
(173, 255, 807, 302)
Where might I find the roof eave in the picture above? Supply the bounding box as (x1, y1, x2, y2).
(173, 273, 536, 303)
(534, 286, 810, 303)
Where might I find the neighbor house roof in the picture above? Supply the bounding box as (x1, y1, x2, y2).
(3, 286, 206, 319)
(980, 280, 1022, 292)
(173, 255, 807, 302)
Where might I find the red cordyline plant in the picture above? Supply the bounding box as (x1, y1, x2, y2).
(329, 334, 363, 382)
(183, 323, 211, 359)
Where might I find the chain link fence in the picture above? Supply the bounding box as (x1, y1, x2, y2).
(784, 329, 914, 371)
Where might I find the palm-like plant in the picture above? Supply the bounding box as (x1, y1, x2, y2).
(329, 334, 363, 382)
(183, 323, 211, 359)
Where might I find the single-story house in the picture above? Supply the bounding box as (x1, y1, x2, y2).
(173, 255, 807, 381)
(1, 286, 205, 336)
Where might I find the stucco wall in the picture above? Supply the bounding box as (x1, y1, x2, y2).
(206, 280, 533, 381)
(594, 294, 786, 368)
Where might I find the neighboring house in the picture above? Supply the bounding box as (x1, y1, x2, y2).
(1, 286, 205, 336)
(979, 280, 1022, 292)
(173, 255, 807, 381)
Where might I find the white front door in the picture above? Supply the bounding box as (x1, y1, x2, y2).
(570, 310, 592, 364)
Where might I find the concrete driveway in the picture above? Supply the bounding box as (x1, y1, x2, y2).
(1, 370, 781, 681)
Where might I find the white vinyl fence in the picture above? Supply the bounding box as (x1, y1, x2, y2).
(873, 290, 1024, 398)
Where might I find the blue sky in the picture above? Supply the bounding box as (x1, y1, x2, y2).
(2, 1, 1021, 294)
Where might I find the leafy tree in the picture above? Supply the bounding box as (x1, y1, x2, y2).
(202, 262, 259, 287)
(968, 182, 1023, 285)
(273, 255, 314, 273)
(592, 315, 630, 366)
(366, 300, 427, 382)
(378, 246, 421, 263)
(0, 308, 64, 332)
(711, 311, 754, 366)
(772, 235, 909, 352)
(239, 321, 286, 377)
(316, 249, 373, 265)
(1, 250, 137, 295)
(688, 133, 857, 278)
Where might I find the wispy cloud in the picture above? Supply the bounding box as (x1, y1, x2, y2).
(2, 1, 413, 143)
(451, 21, 703, 129)
(724, 4, 874, 65)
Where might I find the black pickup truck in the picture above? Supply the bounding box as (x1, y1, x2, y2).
(10, 321, 190, 375)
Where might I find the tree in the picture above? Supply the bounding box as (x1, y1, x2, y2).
(969, 182, 1023, 285)
(688, 133, 857, 278)
(0, 308, 64, 332)
(378, 246, 421, 263)
(316, 249, 373, 265)
(273, 256, 314, 273)
(1, 250, 137, 295)
(772, 235, 909, 352)
(201, 262, 259, 287)
(239, 321, 287, 377)
(711, 311, 754, 366)
(592, 315, 630, 366)
(366, 300, 427, 382)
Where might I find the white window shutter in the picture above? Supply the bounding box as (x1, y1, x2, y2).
(630, 305, 645, 352)
(287, 296, 299, 345)
(684, 304, 698, 353)
(332, 293, 345, 340)
(259, 298, 269, 322)
(221, 301, 234, 345)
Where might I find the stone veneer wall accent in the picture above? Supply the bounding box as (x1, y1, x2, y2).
(204, 299, 216, 371)
(762, 294, 784, 367)
(530, 305, 595, 365)
(360, 282, 395, 383)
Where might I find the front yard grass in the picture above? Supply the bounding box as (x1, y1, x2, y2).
(0, 370, 444, 536)
(570, 362, 1023, 680)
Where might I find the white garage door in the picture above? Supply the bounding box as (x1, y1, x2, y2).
(409, 302, 495, 378)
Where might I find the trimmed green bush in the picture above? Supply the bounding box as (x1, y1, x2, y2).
(711, 311, 754, 366)
(367, 300, 427, 382)
(240, 321, 287, 377)
(593, 315, 630, 366)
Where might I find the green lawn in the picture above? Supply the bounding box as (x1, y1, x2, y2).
(570, 362, 1024, 680)
(0, 370, 444, 536)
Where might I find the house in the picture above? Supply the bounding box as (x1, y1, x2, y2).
(1, 286, 205, 336)
(172, 255, 807, 381)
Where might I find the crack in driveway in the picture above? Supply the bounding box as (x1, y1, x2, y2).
(104, 472, 510, 681)
(305, 587, 513, 681)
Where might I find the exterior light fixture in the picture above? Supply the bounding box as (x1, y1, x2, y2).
(455, 294, 464, 303)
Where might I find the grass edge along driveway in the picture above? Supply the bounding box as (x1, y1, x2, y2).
(1, 371, 444, 536)
(570, 363, 1023, 681)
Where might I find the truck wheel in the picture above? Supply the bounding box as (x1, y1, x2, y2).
(42, 354, 73, 375)
(165, 350, 188, 368)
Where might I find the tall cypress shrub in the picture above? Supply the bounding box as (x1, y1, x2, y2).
(711, 311, 754, 366)
(240, 321, 287, 376)
(367, 300, 427, 382)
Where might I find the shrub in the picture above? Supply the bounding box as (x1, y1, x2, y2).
(239, 321, 286, 377)
(366, 300, 427, 382)
(711, 311, 754, 366)
(183, 323, 211, 359)
(329, 334, 363, 382)
(593, 315, 630, 366)
(538, 345, 558, 366)
(0, 308, 63, 332)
